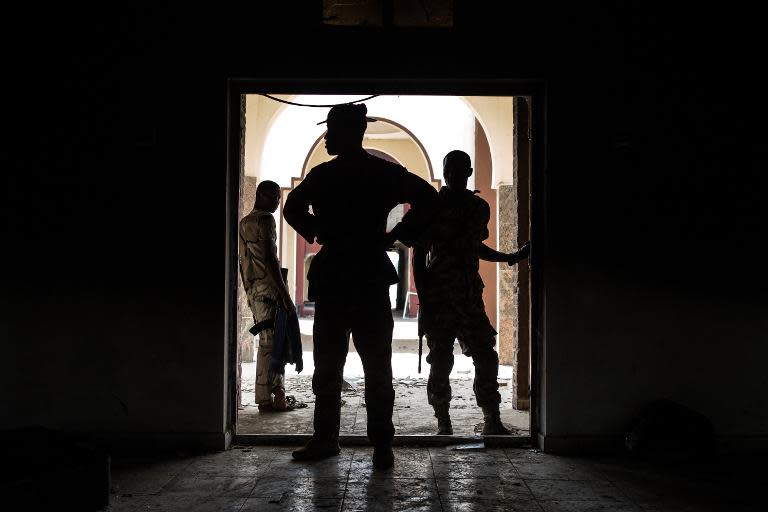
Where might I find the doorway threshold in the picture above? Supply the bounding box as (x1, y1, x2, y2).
(234, 434, 532, 448)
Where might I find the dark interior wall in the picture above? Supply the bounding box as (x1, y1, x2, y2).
(4, 4, 766, 449)
(536, 9, 768, 445)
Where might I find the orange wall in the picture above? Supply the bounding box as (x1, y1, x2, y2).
(474, 120, 498, 329)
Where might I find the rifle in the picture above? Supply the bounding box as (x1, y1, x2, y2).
(411, 246, 428, 374)
(417, 306, 423, 373)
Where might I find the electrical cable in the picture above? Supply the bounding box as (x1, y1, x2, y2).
(258, 93, 379, 108)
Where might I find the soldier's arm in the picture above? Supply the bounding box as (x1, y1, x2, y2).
(474, 198, 530, 264)
(284, 170, 318, 244)
(389, 170, 439, 247)
(258, 216, 295, 311)
(238, 221, 253, 292)
(479, 243, 512, 262)
(479, 241, 531, 265)
(261, 215, 294, 311)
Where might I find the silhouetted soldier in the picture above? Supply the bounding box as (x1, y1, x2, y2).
(413, 150, 530, 435)
(239, 180, 297, 411)
(284, 103, 438, 469)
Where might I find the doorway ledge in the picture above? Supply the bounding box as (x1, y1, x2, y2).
(235, 433, 532, 448)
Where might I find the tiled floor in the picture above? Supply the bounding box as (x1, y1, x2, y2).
(109, 445, 766, 511)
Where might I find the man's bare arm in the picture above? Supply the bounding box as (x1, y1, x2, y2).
(238, 227, 253, 292)
(258, 237, 294, 311)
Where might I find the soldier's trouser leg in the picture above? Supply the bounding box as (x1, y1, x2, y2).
(255, 328, 285, 405)
(350, 291, 395, 446)
(426, 334, 455, 407)
(311, 300, 350, 442)
(469, 334, 502, 409)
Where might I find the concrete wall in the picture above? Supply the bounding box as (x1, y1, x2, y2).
(4, 4, 767, 453)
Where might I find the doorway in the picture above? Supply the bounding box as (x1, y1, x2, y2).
(226, 85, 542, 445)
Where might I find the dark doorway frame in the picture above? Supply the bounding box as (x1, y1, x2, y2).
(225, 79, 548, 446)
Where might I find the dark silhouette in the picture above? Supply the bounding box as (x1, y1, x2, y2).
(284, 103, 438, 469)
(413, 150, 530, 435)
(239, 180, 301, 412)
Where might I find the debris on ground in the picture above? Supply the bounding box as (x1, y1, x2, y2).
(237, 368, 530, 436)
(449, 442, 485, 451)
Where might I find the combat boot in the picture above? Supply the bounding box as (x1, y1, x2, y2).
(433, 403, 453, 435)
(481, 406, 512, 435)
(372, 443, 394, 470)
(292, 437, 341, 461)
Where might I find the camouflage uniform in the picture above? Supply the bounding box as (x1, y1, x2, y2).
(239, 208, 287, 406)
(420, 187, 501, 409)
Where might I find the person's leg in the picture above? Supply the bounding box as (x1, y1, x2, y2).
(293, 297, 348, 460)
(247, 289, 279, 410)
(255, 328, 275, 409)
(350, 288, 395, 469)
(453, 292, 509, 435)
(470, 335, 502, 409)
(351, 306, 395, 444)
(271, 365, 287, 411)
(462, 316, 508, 435)
(425, 332, 456, 434)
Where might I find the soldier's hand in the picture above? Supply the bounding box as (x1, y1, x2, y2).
(508, 241, 531, 265)
(518, 241, 532, 260)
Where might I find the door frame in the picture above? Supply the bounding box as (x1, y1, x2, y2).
(225, 78, 548, 445)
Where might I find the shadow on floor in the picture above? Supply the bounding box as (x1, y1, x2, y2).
(109, 445, 768, 512)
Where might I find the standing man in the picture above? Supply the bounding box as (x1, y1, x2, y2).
(284, 103, 438, 469)
(239, 180, 298, 412)
(413, 150, 530, 435)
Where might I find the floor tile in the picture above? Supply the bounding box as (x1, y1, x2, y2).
(111, 458, 195, 495)
(431, 458, 519, 479)
(511, 459, 607, 481)
(441, 499, 544, 512)
(539, 501, 642, 512)
(436, 476, 535, 501)
(241, 496, 341, 511)
(160, 473, 256, 497)
(525, 479, 630, 502)
(342, 497, 442, 511)
(138, 495, 247, 512)
(349, 449, 434, 480)
(345, 477, 439, 503)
